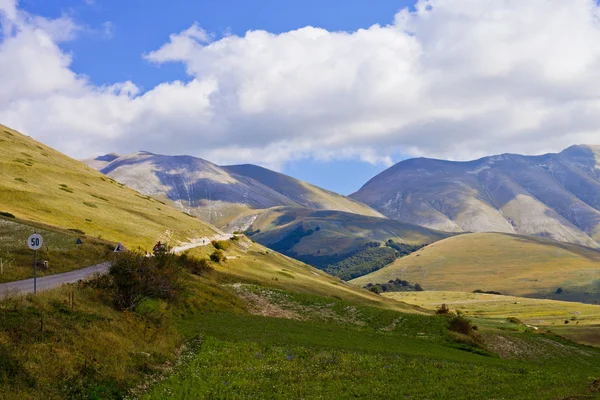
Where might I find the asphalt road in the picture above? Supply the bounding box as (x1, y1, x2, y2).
(0, 232, 233, 295)
(0, 262, 110, 295)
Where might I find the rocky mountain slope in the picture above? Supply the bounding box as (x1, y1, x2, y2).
(351, 145, 600, 247)
(86, 152, 382, 227)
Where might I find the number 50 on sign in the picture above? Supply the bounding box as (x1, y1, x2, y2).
(28, 234, 43, 250)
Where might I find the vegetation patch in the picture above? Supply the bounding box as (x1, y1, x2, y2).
(13, 178, 26, 183)
(0, 211, 16, 218)
(91, 194, 109, 202)
(83, 202, 98, 208)
(365, 279, 424, 294)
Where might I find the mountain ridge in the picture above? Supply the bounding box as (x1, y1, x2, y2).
(351, 144, 600, 247)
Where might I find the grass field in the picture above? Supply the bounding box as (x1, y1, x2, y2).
(0, 124, 217, 250)
(142, 301, 600, 400)
(352, 232, 600, 303)
(0, 216, 114, 282)
(384, 291, 600, 347)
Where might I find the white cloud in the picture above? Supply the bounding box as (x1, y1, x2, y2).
(2, 0, 600, 169)
(101, 21, 113, 39)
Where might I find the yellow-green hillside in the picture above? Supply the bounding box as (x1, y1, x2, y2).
(351, 232, 600, 303)
(185, 236, 425, 313)
(0, 124, 217, 249)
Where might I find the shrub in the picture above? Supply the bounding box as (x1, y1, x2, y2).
(369, 285, 383, 294)
(0, 211, 16, 218)
(230, 236, 240, 241)
(210, 250, 226, 263)
(556, 287, 563, 294)
(184, 257, 213, 276)
(107, 251, 184, 311)
(448, 316, 474, 335)
(436, 304, 451, 315)
(212, 240, 230, 251)
(414, 283, 424, 291)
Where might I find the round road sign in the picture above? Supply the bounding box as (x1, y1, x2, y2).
(27, 233, 43, 250)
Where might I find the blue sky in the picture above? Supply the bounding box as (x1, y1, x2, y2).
(17, 0, 414, 194)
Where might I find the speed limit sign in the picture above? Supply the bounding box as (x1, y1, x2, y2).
(27, 233, 43, 250)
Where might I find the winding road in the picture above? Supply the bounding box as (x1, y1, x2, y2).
(0, 233, 232, 295)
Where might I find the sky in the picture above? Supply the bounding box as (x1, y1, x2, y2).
(2, 1, 600, 194)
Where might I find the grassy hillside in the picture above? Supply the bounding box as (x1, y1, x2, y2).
(352, 232, 600, 303)
(184, 236, 421, 313)
(0, 216, 114, 282)
(384, 291, 600, 347)
(0, 125, 217, 250)
(242, 207, 449, 279)
(2, 234, 600, 399)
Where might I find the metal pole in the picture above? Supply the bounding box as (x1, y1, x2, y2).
(34, 249, 37, 295)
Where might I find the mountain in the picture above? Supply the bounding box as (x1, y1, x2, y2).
(351, 232, 600, 303)
(222, 164, 381, 217)
(85, 152, 383, 227)
(243, 206, 450, 279)
(0, 124, 218, 249)
(351, 145, 600, 247)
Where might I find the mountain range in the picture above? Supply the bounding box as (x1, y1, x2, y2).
(352, 145, 600, 247)
(85, 152, 382, 227)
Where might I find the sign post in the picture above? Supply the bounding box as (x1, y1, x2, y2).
(75, 238, 83, 266)
(27, 233, 43, 294)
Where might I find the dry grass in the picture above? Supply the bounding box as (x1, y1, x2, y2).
(0, 125, 217, 251)
(352, 232, 600, 303)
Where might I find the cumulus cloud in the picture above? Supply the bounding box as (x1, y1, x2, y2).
(2, 0, 600, 168)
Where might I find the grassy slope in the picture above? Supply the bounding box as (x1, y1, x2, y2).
(0, 216, 114, 282)
(0, 124, 217, 250)
(184, 236, 422, 313)
(248, 207, 449, 257)
(351, 232, 600, 303)
(2, 238, 600, 399)
(384, 291, 600, 346)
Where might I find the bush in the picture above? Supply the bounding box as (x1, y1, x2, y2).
(414, 283, 424, 291)
(230, 236, 240, 241)
(0, 211, 15, 218)
(436, 303, 451, 315)
(210, 250, 226, 263)
(448, 316, 474, 335)
(212, 240, 230, 251)
(107, 251, 184, 311)
(369, 285, 383, 294)
(556, 287, 563, 294)
(184, 257, 213, 276)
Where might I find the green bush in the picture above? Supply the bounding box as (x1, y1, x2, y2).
(210, 250, 226, 263)
(107, 251, 184, 311)
(212, 240, 230, 251)
(230, 236, 240, 241)
(448, 316, 474, 335)
(183, 256, 213, 276)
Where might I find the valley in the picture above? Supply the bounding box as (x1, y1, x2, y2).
(0, 123, 599, 399)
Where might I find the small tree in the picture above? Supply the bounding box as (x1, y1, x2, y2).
(369, 285, 383, 294)
(108, 251, 184, 311)
(556, 287, 563, 294)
